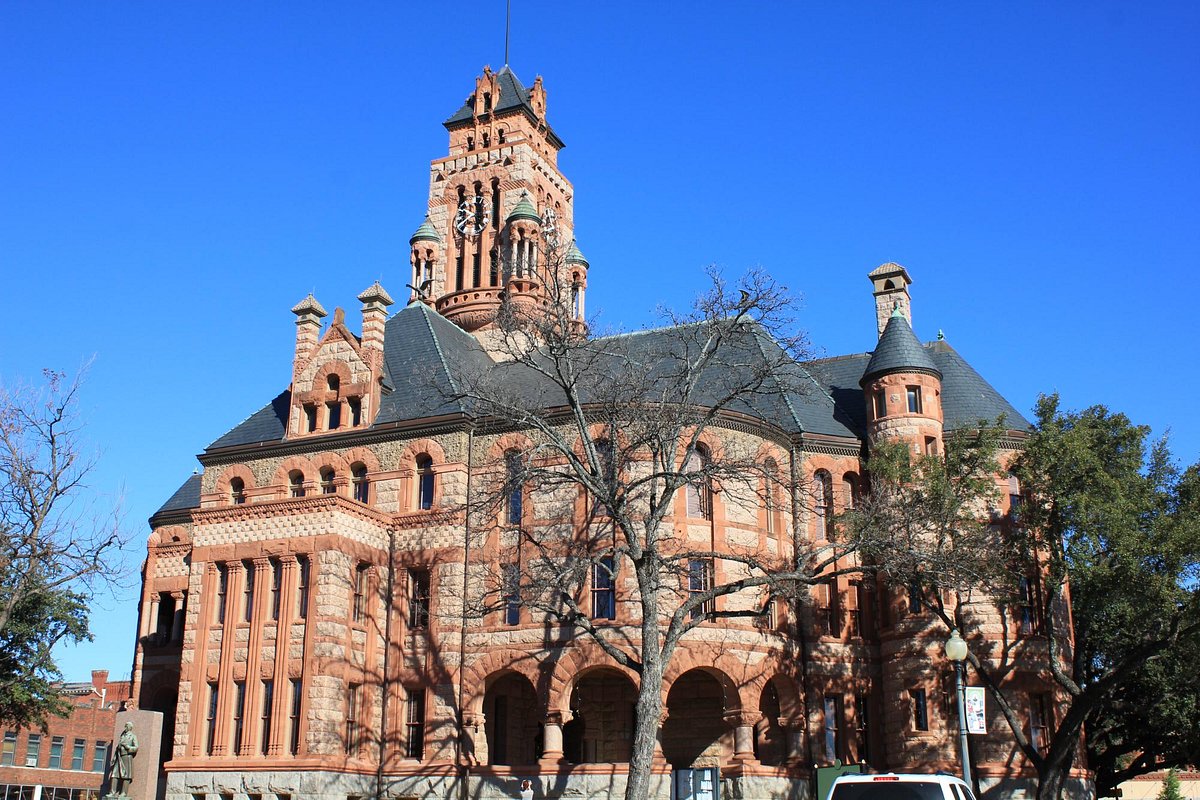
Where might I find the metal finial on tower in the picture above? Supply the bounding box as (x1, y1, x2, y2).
(504, 0, 511, 66)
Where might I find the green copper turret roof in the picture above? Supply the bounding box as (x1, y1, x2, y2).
(410, 216, 441, 244)
(566, 242, 588, 266)
(506, 192, 541, 224)
(860, 308, 941, 385)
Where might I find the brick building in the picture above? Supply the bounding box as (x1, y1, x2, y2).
(0, 671, 132, 800)
(132, 65, 1083, 800)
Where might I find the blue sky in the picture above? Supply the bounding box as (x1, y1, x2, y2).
(2, 2, 1197, 681)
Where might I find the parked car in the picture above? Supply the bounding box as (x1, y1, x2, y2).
(827, 773, 977, 800)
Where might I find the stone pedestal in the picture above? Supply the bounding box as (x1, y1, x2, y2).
(102, 710, 164, 800)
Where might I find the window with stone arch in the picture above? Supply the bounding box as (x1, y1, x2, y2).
(685, 444, 713, 520)
(230, 477, 246, 505)
(320, 468, 337, 495)
(288, 470, 306, 499)
(415, 455, 435, 510)
(842, 472, 860, 511)
(813, 470, 834, 539)
(351, 463, 370, 504)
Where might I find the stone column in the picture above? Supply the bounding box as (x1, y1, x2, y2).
(146, 593, 160, 642)
(170, 591, 185, 643)
(539, 712, 564, 765)
(725, 710, 762, 766)
(212, 562, 245, 757)
(268, 556, 298, 757)
(779, 715, 807, 766)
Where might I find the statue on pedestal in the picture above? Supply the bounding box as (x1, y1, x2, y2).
(105, 722, 139, 800)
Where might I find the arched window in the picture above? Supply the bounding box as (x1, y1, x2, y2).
(352, 464, 370, 504)
(289, 471, 305, 498)
(230, 477, 246, 505)
(497, 127, 506, 144)
(505, 450, 523, 525)
(320, 468, 336, 495)
(1008, 472, 1022, 515)
(842, 472, 860, 510)
(592, 438, 615, 517)
(416, 456, 435, 510)
(685, 445, 712, 520)
(327, 375, 339, 392)
(813, 470, 834, 539)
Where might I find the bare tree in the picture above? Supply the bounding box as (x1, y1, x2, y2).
(0, 369, 127, 727)
(448, 252, 851, 800)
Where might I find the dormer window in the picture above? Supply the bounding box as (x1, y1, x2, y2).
(483, 92, 492, 112)
(230, 477, 246, 505)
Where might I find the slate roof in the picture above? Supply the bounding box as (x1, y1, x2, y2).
(444, 66, 537, 127)
(203, 307, 1027, 454)
(862, 311, 940, 384)
(151, 473, 201, 520)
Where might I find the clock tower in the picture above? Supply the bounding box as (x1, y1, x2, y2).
(409, 65, 587, 342)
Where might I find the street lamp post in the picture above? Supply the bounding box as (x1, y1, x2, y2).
(943, 628, 973, 789)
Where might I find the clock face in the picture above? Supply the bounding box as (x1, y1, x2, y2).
(454, 196, 489, 237)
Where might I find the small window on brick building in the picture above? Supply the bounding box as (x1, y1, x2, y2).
(71, 737, 85, 770)
(813, 470, 834, 539)
(823, 695, 841, 763)
(270, 558, 282, 621)
(854, 693, 871, 765)
(688, 559, 714, 621)
(91, 740, 107, 772)
(912, 688, 929, 731)
(505, 450, 524, 525)
(906, 386, 922, 414)
(26, 733, 42, 767)
(352, 563, 370, 623)
(216, 563, 229, 624)
(873, 390, 887, 419)
(230, 476, 246, 505)
(205, 684, 219, 754)
(289, 471, 306, 498)
(289, 678, 303, 755)
(352, 464, 369, 503)
(296, 555, 311, 619)
(408, 569, 430, 630)
(1029, 693, 1052, 756)
(243, 560, 255, 622)
(502, 563, 520, 626)
(344, 683, 361, 756)
(416, 456, 435, 510)
(320, 468, 337, 495)
(348, 397, 362, 427)
(1, 731, 16, 766)
(405, 688, 425, 760)
(591, 556, 616, 620)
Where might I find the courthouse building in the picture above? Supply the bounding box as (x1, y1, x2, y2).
(132, 65, 1078, 800)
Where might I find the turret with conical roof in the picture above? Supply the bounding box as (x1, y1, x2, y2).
(860, 281, 944, 453)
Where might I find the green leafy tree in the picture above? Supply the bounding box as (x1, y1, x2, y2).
(1156, 769, 1183, 800)
(0, 370, 126, 728)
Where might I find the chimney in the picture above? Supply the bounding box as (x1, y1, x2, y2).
(291, 294, 327, 382)
(91, 669, 108, 691)
(868, 262, 913, 338)
(357, 281, 395, 369)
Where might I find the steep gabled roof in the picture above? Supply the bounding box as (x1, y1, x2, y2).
(206, 391, 290, 451)
(444, 66, 536, 126)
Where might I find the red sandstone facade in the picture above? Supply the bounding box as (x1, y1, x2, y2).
(0, 671, 132, 800)
(131, 66, 1081, 800)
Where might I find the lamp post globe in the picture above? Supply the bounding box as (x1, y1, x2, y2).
(944, 628, 973, 790)
(945, 628, 968, 662)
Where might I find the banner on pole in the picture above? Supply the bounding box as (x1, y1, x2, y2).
(965, 687, 987, 734)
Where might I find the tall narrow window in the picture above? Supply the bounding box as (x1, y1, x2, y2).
(48, 736, 64, 769)
(685, 446, 712, 520)
(345, 683, 361, 756)
(304, 405, 317, 433)
(348, 397, 362, 427)
(230, 477, 246, 505)
(1008, 472, 1022, 519)
(232, 680, 246, 754)
(854, 694, 870, 765)
(296, 556, 310, 619)
(814, 471, 834, 539)
(352, 564, 369, 623)
(1, 732, 15, 766)
(906, 386, 922, 414)
(472, 250, 481, 287)
(26, 733, 42, 767)
(1029, 694, 1051, 756)
(216, 563, 229, 625)
(848, 581, 863, 638)
(843, 472, 860, 510)
(260, 680, 274, 755)
(907, 579, 923, 615)
(823, 696, 841, 763)
(873, 390, 887, 419)
(352, 464, 369, 503)
(205, 683, 219, 755)
(327, 402, 341, 430)
(416, 456, 435, 510)
(71, 738, 85, 770)
(817, 580, 837, 636)
(505, 450, 523, 525)
(270, 558, 282, 621)
(408, 569, 430, 630)
(591, 556, 616, 620)
(502, 563, 520, 626)
(320, 468, 336, 495)
(243, 560, 255, 622)
(912, 688, 929, 731)
(1019, 576, 1041, 636)
(593, 438, 615, 517)
(688, 559, 714, 621)
(763, 458, 778, 537)
(289, 679, 303, 755)
(289, 471, 305, 498)
(404, 688, 425, 760)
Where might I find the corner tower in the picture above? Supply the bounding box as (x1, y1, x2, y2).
(412, 65, 586, 339)
(860, 304, 945, 456)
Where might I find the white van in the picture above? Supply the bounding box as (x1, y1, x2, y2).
(827, 773, 978, 800)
